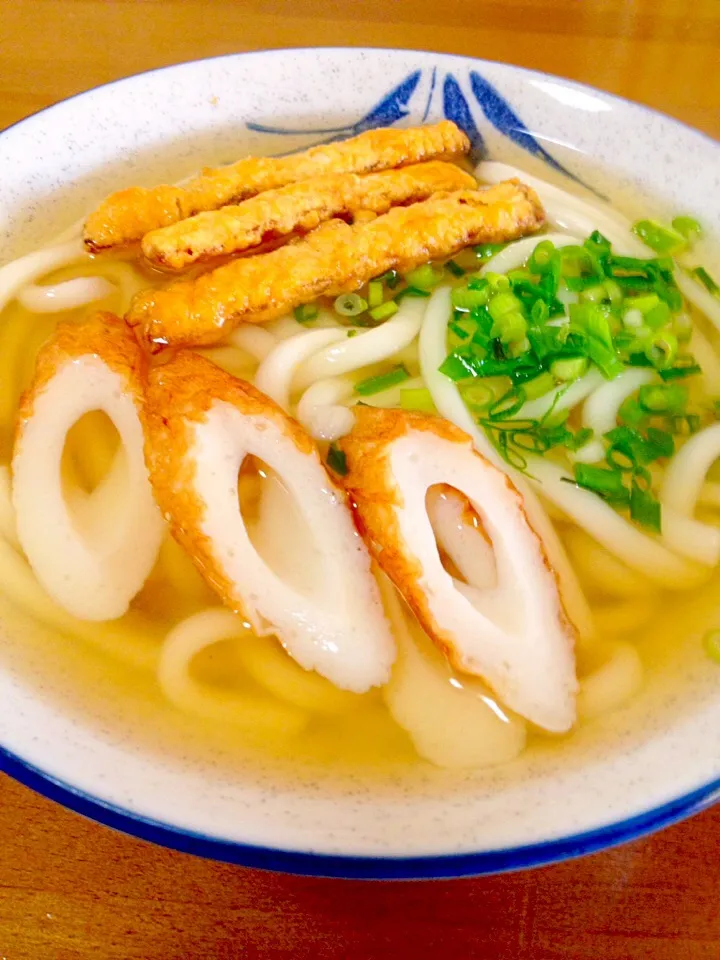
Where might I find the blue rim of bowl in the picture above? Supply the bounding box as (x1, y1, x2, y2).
(1, 49, 719, 879)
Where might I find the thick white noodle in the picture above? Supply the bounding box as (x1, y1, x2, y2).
(350, 375, 425, 410)
(563, 527, 656, 599)
(159, 607, 306, 734)
(593, 597, 656, 636)
(379, 574, 526, 768)
(0, 534, 160, 670)
(478, 160, 720, 331)
(254, 327, 348, 411)
(12, 357, 165, 620)
(660, 424, 720, 565)
(420, 286, 595, 639)
(0, 239, 86, 313)
(690, 325, 720, 397)
(662, 424, 720, 514)
(577, 641, 643, 721)
(514, 368, 605, 421)
(229, 324, 277, 361)
(478, 233, 578, 274)
(528, 457, 707, 587)
(294, 296, 427, 391)
(296, 378, 354, 441)
(17, 276, 115, 314)
(583, 367, 656, 437)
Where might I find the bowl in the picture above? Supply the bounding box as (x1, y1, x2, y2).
(0, 48, 718, 879)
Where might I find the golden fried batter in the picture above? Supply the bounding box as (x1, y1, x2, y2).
(127, 180, 545, 350)
(141, 161, 476, 270)
(84, 121, 470, 252)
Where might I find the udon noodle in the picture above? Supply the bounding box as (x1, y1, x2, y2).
(1, 119, 719, 770)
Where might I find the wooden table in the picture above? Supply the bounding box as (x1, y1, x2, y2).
(1, 2, 719, 957)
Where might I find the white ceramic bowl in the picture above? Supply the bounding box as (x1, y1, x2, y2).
(0, 49, 718, 879)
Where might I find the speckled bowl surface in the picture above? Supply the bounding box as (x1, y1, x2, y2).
(0, 49, 718, 879)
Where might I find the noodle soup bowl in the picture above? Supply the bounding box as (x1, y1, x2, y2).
(0, 48, 719, 878)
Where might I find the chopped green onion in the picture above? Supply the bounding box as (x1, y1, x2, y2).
(638, 383, 688, 414)
(702, 629, 720, 664)
(354, 364, 410, 397)
(491, 309, 527, 345)
(693, 266, 720, 298)
(368, 301, 398, 322)
(445, 259, 466, 278)
(461, 381, 495, 411)
(400, 387, 436, 413)
(484, 272, 511, 293)
(404, 264, 442, 291)
(347, 329, 358, 338)
(451, 286, 490, 311)
(367, 280, 384, 309)
(659, 357, 701, 381)
(379, 269, 401, 289)
(439, 352, 480, 381)
(294, 303, 319, 323)
(334, 293, 368, 317)
(326, 444, 348, 476)
(669, 414, 701, 436)
(630, 478, 661, 532)
(619, 396, 646, 427)
(573, 463, 628, 502)
(488, 387, 526, 420)
(646, 426, 675, 459)
(522, 371, 555, 400)
(632, 219, 687, 256)
(528, 240, 557, 273)
(645, 330, 678, 370)
(474, 242, 506, 262)
(671, 215, 702, 242)
(550, 356, 589, 382)
(394, 286, 431, 303)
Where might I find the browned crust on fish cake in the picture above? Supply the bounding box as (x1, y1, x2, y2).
(144, 350, 323, 615)
(127, 181, 545, 350)
(16, 312, 147, 443)
(141, 161, 476, 271)
(84, 121, 471, 252)
(340, 407, 574, 672)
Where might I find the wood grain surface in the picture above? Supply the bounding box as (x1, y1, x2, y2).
(1, 1, 719, 957)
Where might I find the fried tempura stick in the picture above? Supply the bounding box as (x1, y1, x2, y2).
(141, 161, 476, 270)
(127, 180, 544, 350)
(84, 121, 470, 252)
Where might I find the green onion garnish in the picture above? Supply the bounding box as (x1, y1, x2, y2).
(445, 259, 466, 278)
(693, 266, 720, 298)
(487, 386, 526, 420)
(461, 381, 495, 411)
(451, 286, 490, 311)
(630, 478, 661, 532)
(379, 269, 401, 289)
(404, 264, 442, 291)
(522, 371, 555, 400)
(400, 387, 436, 413)
(659, 357, 701, 381)
(334, 293, 368, 317)
(368, 301, 398, 323)
(394, 287, 431, 303)
(671, 215, 702, 242)
(294, 303, 319, 323)
(573, 463, 629, 502)
(644, 329, 678, 370)
(326, 444, 348, 476)
(354, 364, 410, 397)
(632, 219, 687, 256)
(702, 629, 720, 664)
(474, 242, 506, 262)
(367, 280, 384, 309)
(550, 356, 589, 382)
(638, 383, 688, 414)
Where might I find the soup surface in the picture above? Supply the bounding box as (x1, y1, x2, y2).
(1, 120, 719, 778)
